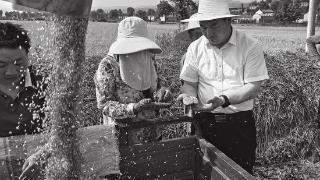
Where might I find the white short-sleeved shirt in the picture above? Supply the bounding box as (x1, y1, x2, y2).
(180, 28, 269, 113)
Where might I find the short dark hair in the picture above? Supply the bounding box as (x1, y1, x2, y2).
(0, 22, 31, 53)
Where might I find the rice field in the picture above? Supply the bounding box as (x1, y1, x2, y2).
(5, 20, 320, 55)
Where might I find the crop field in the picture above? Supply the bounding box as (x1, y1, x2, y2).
(2, 20, 320, 179)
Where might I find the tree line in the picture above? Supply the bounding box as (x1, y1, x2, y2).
(89, 7, 156, 22)
(89, 0, 197, 22)
(0, 10, 49, 21)
(247, 0, 317, 23)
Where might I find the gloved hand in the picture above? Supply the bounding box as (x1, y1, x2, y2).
(133, 98, 153, 114)
(154, 87, 172, 102)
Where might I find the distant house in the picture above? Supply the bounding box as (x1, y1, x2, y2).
(160, 15, 165, 23)
(302, 12, 319, 23)
(147, 15, 155, 21)
(252, 9, 274, 23)
(262, 9, 274, 16)
(159, 14, 177, 23)
(233, 14, 254, 23)
(229, 8, 243, 15)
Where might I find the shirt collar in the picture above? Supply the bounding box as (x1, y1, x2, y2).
(203, 27, 237, 47)
(228, 28, 237, 46)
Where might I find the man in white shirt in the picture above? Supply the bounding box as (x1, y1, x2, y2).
(178, 0, 269, 174)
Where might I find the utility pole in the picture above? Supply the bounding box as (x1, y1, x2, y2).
(306, 0, 317, 52)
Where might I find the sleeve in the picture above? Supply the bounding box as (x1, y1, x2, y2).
(179, 45, 199, 83)
(179, 53, 186, 72)
(244, 42, 269, 83)
(94, 57, 135, 118)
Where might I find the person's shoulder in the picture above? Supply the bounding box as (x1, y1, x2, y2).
(95, 56, 119, 82)
(235, 29, 260, 50)
(189, 35, 205, 48)
(188, 35, 206, 55)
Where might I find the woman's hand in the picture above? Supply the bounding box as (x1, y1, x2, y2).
(154, 87, 172, 102)
(133, 98, 153, 113)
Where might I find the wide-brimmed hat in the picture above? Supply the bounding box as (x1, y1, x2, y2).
(174, 14, 200, 41)
(108, 17, 162, 55)
(182, 0, 238, 22)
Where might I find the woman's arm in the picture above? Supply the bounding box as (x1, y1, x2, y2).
(94, 56, 135, 118)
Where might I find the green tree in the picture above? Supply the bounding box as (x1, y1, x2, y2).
(96, 9, 107, 21)
(147, 9, 156, 16)
(169, 0, 198, 20)
(127, 7, 135, 16)
(274, 0, 303, 23)
(136, 10, 148, 21)
(147, 8, 156, 21)
(258, 0, 270, 10)
(90, 10, 99, 21)
(157, 1, 174, 16)
(270, 0, 280, 11)
(109, 9, 119, 20)
(118, 9, 123, 19)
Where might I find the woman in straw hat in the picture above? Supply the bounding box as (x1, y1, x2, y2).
(95, 16, 172, 144)
(174, 13, 202, 72)
(177, 0, 269, 174)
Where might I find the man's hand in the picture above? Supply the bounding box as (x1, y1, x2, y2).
(193, 96, 225, 112)
(133, 98, 153, 113)
(19, 150, 46, 180)
(176, 93, 199, 105)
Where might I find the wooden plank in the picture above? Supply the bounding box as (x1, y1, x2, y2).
(158, 170, 194, 180)
(116, 116, 194, 130)
(116, 116, 196, 146)
(119, 137, 198, 179)
(0, 125, 120, 179)
(197, 138, 255, 180)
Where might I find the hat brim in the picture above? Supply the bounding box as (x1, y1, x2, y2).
(109, 37, 162, 55)
(174, 27, 200, 41)
(182, 14, 239, 22)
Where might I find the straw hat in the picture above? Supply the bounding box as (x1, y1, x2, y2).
(182, 0, 238, 22)
(108, 17, 162, 55)
(174, 14, 200, 41)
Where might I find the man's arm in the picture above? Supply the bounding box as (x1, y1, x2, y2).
(180, 81, 198, 97)
(224, 80, 265, 105)
(177, 81, 199, 106)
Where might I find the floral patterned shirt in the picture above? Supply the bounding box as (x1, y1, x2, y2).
(94, 56, 159, 124)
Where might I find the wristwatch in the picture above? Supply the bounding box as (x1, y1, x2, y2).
(219, 95, 230, 108)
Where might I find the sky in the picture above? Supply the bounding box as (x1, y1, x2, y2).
(0, 0, 255, 12)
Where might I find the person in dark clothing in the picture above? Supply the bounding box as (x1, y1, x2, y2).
(0, 22, 45, 137)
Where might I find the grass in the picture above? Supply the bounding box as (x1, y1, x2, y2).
(2, 20, 320, 179)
